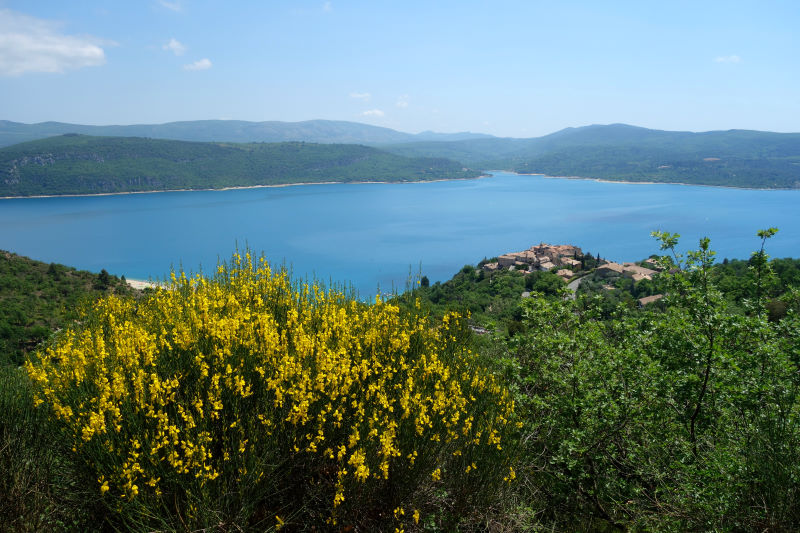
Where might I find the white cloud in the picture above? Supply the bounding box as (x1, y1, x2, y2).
(159, 0, 183, 12)
(714, 55, 741, 63)
(162, 38, 186, 56)
(362, 109, 385, 117)
(350, 92, 371, 100)
(0, 9, 106, 76)
(396, 94, 409, 108)
(184, 57, 212, 70)
(322, 2, 333, 12)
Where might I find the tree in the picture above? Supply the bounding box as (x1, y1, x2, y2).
(97, 269, 111, 289)
(751, 227, 779, 309)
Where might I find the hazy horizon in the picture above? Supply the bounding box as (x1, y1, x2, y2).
(3, 118, 798, 140)
(1, 1, 798, 137)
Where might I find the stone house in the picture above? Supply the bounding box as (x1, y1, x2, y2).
(556, 269, 573, 281)
(621, 263, 658, 280)
(596, 262, 624, 277)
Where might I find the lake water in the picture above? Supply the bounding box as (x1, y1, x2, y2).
(1, 172, 798, 297)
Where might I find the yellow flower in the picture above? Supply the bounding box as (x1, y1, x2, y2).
(504, 466, 516, 482)
(24, 251, 516, 524)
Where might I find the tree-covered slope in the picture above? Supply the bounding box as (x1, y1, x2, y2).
(384, 124, 800, 188)
(0, 135, 481, 196)
(378, 137, 537, 165)
(5, 121, 797, 188)
(504, 126, 800, 188)
(0, 251, 134, 365)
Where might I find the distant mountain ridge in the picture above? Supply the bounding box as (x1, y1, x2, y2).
(384, 123, 800, 163)
(0, 119, 493, 148)
(1, 120, 798, 189)
(382, 123, 800, 189)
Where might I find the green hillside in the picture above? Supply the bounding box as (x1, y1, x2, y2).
(504, 125, 800, 188)
(0, 251, 134, 366)
(4, 122, 797, 189)
(510, 145, 800, 188)
(378, 136, 536, 165)
(0, 135, 481, 196)
(383, 124, 800, 188)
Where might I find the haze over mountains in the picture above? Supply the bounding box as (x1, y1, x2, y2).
(382, 123, 800, 188)
(0, 119, 493, 148)
(1, 119, 799, 191)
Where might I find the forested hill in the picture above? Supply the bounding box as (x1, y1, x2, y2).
(3, 122, 798, 190)
(383, 124, 800, 189)
(0, 135, 481, 197)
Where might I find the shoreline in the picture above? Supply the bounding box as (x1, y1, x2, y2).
(126, 278, 162, 290)
(511, 172, 798, 192)
(0, 174, 493, 200)
(1, 171, 796, 199)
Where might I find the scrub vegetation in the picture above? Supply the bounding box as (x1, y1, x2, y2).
(2, 230, 800, 531)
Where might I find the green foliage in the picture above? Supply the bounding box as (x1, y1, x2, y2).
(0, 135, 481, 197)
(751, 227, 780, 308)
(502, 232, 800, 530)
(408, 266, 565, 333)
(0, 251, 134, 366)
(574, 231, 800, 319)
(0, 365, 97, 531)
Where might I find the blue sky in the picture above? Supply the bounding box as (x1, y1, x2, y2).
(0, 1, 797, 137)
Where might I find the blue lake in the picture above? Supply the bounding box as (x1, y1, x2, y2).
(1, 172, 798, 297)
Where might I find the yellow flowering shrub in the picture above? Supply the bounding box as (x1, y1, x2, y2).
(26, 252, 515, 530)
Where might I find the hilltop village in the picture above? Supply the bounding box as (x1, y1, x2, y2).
(481, 242, 663, 306)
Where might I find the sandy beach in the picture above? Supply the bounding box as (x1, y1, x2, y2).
(512, 172, 794, 191)
(0, 174, 492, 201)
(126, 278, 161, 290)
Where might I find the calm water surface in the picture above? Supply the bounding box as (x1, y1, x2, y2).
(1, 172, 798, 297)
